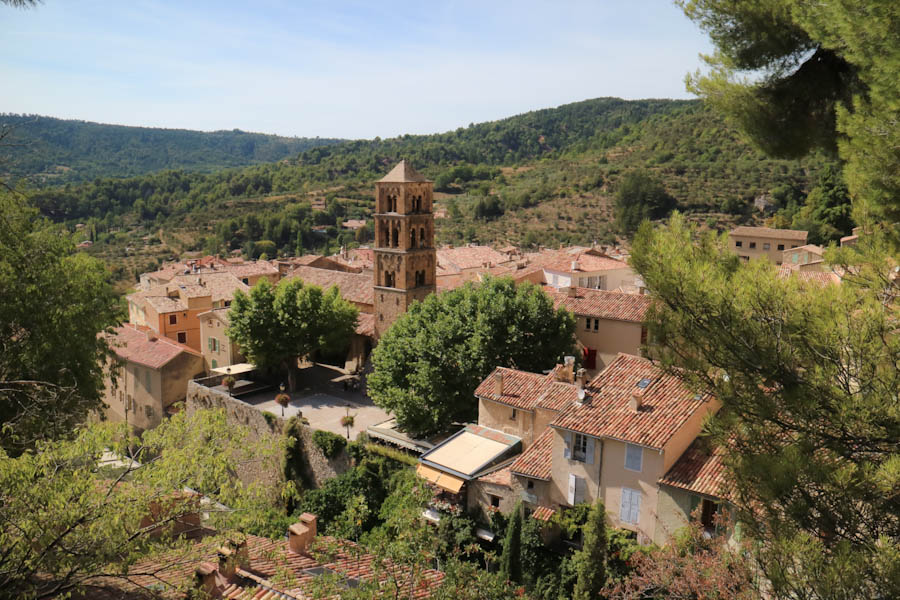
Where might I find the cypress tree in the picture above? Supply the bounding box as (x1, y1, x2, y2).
(572, 499, 608, 600)
(500, 501, 523, 584)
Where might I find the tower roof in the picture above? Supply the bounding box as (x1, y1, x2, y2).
(378, 160, 431, 183)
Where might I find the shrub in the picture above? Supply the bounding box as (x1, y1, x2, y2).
(364, 443, 418, 466)
(312, 429, 346, 458)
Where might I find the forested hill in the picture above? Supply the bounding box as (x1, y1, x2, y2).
(0, 114, 344, 185)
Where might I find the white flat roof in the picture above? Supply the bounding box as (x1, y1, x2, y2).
(211, 362, 255, 375)
(424, 431, 510, 476)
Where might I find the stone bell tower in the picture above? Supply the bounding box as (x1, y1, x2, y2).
(373, 160, 437, 338)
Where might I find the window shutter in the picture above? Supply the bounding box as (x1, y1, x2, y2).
(630, 490, 642, 524)
(585, 437, 595, 465)
(207, 337, 212, 351)
(567, 473, 577, 505)
(574, 476, 586, 504)
(620, 489, 632, 522)
(563, 431, 572, 459)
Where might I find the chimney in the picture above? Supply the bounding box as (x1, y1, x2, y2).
(576, 368, 587, 391)
(194, 562, 219, 598)
(288, 513, 317, 555)
(145, 329, 157, 342)
(566, 286, 577, 298)
(494, 370, 504, 396)
(217, 546, 236, 580)
(571, 260, 578, 271)
(629, 389, 644, 412)
(559, 356, 575, 383)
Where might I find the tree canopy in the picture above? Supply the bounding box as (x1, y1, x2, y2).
(0, 190, 121, 454)
(368, 277, 576, 437)
(613, 170, 676, 235)
(227, 278, 358, 389)
(679, 0, 900, 224)
(631, 213, 899, 599)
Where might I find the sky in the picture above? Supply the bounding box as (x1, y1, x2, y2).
(1, 0, 714, 139)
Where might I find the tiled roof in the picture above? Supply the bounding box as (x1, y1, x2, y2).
(659, 439, 729, 499)
(117, 533, 443, 599)
(776, 266, 842, 286)
(106, 324, 200, 369)
(510, 428, 554, 481)
(169, 273, 250, 302)
(551, 354, 714, 449)
(543, 249, 628, 274)
(342, 219, 367, 229)
(786, 244, 824, 255)
(355, 312, 375, 337)
(474, 367, 551, 411)
(223, 261, 280, 279)
(378, 159, 430, 183)
(729, 226, 808, 241)
(285, 266, 374, 306)
(140, 294, 186, 313)
(477, 463, 512, 487)
(436, 245, 513, 272)
(546, 287, 650, 323)
(531, 505, 556, 522)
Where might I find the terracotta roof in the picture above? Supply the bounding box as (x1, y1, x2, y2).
(531, 505, 556, 522)
(342, 219, 367, 229)
(474, 367, 551, 411)
(776, 266, 842, 286)
(106, 324, 200, 369)
(510, 428, 554, 481)
(786, 244, 824, 255)
(659, 439, 728, 499)
(169, 273, 250, 303)
(285, 265, 374, 306)
(115, 533, 443, 599)
(378, 160, 430, 183)
(546, 287, 650, 323)
(477, 463, 512, 487)
(729, 226, 808, 241)
(139, 294, 186, 313)
(550, 354, 714, 449)
(436, 245, 513, 272)
(223, 261, 280, 279)
(355, 312, 375, 337)
(543, 249, 629, 274)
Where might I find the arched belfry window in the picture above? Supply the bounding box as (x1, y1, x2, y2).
(410, 228, 417, 248)
(420, 227, 426, 247)
(391, 226, 399, 248)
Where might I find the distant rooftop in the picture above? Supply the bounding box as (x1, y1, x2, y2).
(729, 226, 808, 241)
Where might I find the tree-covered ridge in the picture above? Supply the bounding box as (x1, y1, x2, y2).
(0, 114, 344, 185)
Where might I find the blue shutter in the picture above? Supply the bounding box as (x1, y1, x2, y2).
(585, 437, 595, 465)
(563, 431, 572, 459)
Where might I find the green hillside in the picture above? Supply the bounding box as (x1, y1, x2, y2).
(0, 114, 343, 185)
(20, 98, 836, 286)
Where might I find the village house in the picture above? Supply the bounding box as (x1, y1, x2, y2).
(782, 244, 825, 269)
(545, 286, 651, 371)
(198, 308, 244, 373)
(422, 354, 728, 546)
(434, 244, 518, 289)
(541, 247, 635, 291)
(139, 257, 279, 290)
(102, 323, 204, 433)
(728, 226, 808, 264)
(127, 272, 250, 352)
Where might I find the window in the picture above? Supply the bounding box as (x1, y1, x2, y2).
(625, 443, 643, 472)
(169, 314, 177, 325)
(211, 359, 217, 369)
(763, 242, 770, 250)
(585, 317, 591, 330)
(489, 494, 500, 508)
(527, 480, 534, 490)
(242, 278, 249, 285)
(598, 276, 607, 290)
(510, 408, 517, 421)
(144, 405, 154, 418)
(593, 319, 599, 331)
(791, 245, 798, 249)
(573, 433, 588, 462)
(734, 241, 742, 248)
(749, 242, 756, 249)
(177, 332, 187, 344)
(620, 488, 641, 524)
(777, 244, 784, 251)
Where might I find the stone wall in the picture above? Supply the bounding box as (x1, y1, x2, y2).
(185, 381, 349, 494)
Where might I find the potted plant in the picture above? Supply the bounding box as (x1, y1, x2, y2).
(275, 392, 291, 417)
(222, 375, 236, 396)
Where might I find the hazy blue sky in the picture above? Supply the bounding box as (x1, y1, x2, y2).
(1, 1, 713, 139)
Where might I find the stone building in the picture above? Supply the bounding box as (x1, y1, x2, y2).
(373, 161, 437, 337)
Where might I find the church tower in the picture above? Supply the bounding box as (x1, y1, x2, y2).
(373, 160, 437, 338)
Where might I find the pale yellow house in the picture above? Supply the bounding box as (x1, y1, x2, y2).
(198, 308, 244, 373)
(103, 324, 204, 433)
(542, 248, 635, 291)
(545, 287, 650, 371)
(464, 354, 722, 546)
(729, 226, 808, 264)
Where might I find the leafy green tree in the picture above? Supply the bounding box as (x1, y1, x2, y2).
(679, 0, 900, 223)
(227, 278, 358, 390)
(0, 191, 121, 454)
(368, 276, 576, 436)
(0, 408, 282, 600)
(572, 499, 608, 600)
(613, 170, 676, 235)
(500, 502, 523, 584)
(631, 213, 900, 600)
(792, 164, 853, 244)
